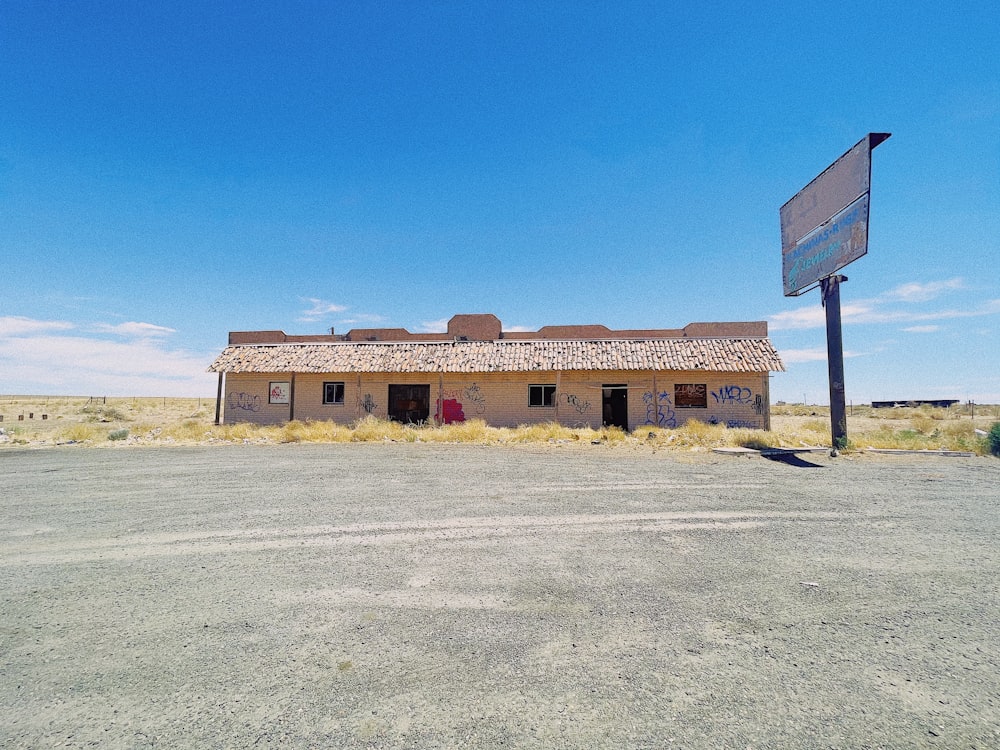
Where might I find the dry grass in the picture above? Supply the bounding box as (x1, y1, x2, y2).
(771, 404, 996, 454)
(1, 396, 997, 455)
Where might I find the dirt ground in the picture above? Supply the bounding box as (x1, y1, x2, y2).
(2, 444, 998, 748)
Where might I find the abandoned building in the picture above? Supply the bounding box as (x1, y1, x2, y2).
(208, 313, 785, 431)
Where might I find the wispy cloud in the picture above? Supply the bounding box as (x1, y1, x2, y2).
(92, 321, 176, 338)
(882, 278, 964, 302)
(0, 316, 215, 396)
(0, 316, 74, 336)
(338, 314, 388, 326)
(902, 325, 942, 333)
(778, 347, 862, 364)
(298, 298, 348, 322)
(769, 278, 999, 331)
(418, 318, 450, 333)
(768, 303, 871, 331)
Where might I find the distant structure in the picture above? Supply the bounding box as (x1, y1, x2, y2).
(208, 313, 785, 431)
(871, 399, 959, 409)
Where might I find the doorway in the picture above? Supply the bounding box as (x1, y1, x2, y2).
(602, 384, 628, 430)
(388, 384, 431, 423)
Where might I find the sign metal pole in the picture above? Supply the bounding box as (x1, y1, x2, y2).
(821, 274, 848, 452)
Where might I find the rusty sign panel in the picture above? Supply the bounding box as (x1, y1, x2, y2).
(780, 133, 889, 296)
(783, 194, 869, 297)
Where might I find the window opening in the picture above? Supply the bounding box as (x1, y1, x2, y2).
(323, 382, 345, 405)
(529, 384, 556, 407)
(388, 384, 431, 423)
(675, 383, 707, 408)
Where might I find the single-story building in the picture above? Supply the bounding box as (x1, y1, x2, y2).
(208, 313, 785, 431)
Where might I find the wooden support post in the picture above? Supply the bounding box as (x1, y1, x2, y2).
(555, 371, 562, 424)
(437, 374, 444, 424)
(652, 373, 657, 427)
(215, 372, 224, 425)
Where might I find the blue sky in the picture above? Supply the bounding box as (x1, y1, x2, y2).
(2, 1, 998, 403)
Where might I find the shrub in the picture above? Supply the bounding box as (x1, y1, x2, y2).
(671, 419, 726, 447)
(989, 422, 1000, 457)
(108, 428, 129, 441)
(351, 415, 408, 442)
(511, 421, 582, 444)
(280, 420, 352, 443)
(82, 405, 129, 423)
(61, 424, 100, 442)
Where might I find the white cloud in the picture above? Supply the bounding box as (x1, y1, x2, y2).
(902, 325, 942, 333)
(298, 298, 348, 322)
(768, 303, 872, 330)
(778, 348, 828, 363)
(418, 318, 450, 333)
(769, 283, 1000, 331)
(882, 278, 963, 303)
(0, 316, 74, 336)
(92, 321, 176, 338)
(0, 317, 216, 396)
(338, 314, 388, 326)
(778, 347, 862, 364)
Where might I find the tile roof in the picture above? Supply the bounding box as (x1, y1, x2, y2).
(209, 338, 785, 374)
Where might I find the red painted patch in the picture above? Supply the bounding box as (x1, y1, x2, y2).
(438, 398, 466, 424)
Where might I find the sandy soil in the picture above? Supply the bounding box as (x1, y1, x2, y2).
(2, 444, 998, 748)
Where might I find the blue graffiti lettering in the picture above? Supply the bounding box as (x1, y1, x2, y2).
(643, 390, 677, 428)
(712, 385, 754, 406)
(228, 392, 262, 412)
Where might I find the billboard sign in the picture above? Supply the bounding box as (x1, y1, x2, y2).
(783, 194, 868, 297)
(780, 133, 889, 296)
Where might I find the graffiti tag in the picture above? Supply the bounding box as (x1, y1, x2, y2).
(463, 383, 486, 413)
(643, 390, 677, 428)
(709, 416, 761, 429)
(228, 392, 262, 412)
(712, 385, 754, 405)
(562, 393, 591, 414)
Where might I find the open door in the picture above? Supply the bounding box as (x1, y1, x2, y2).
(602, 384, 628, 430)
(388, 384, 431, 423)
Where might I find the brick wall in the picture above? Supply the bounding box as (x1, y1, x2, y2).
(223, 371, 770, 430)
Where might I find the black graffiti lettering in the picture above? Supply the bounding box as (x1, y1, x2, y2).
(562, 393, 591, 414)
(463, 383, 487, 413)
(360, 393, 377, 414)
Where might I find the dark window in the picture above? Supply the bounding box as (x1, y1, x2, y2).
(323, 381, 345, 405)
(675, 383, 707, 408)
(388, 384, 430, 423)
(529, 384, 556, 407)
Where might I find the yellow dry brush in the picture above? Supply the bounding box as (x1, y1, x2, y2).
(1, 396, 995, 454)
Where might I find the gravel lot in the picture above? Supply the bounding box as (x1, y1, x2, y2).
(2, 444, 998, 749)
